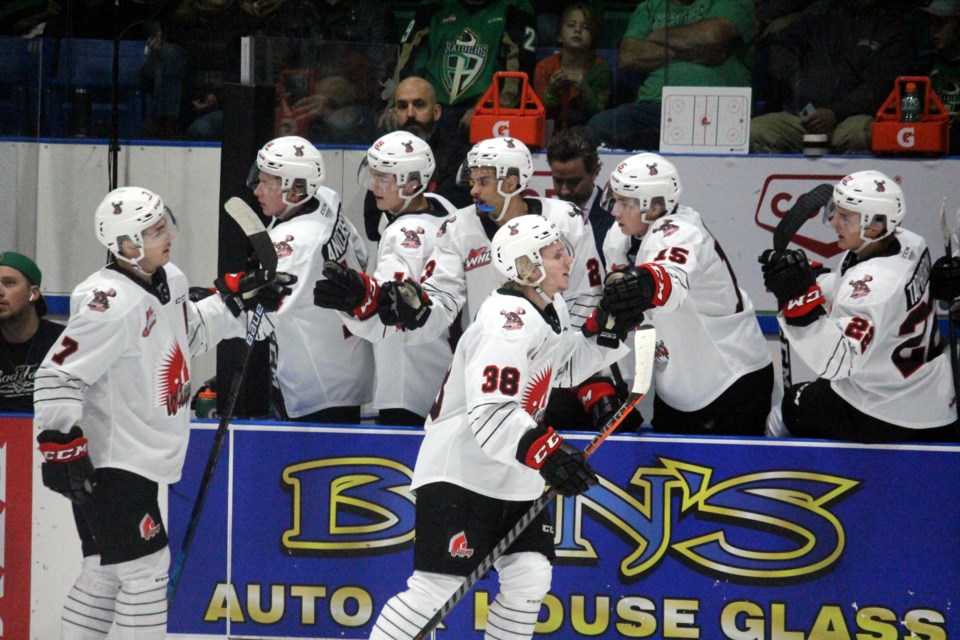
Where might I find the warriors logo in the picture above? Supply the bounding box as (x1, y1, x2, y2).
(850, 275, 873, 298)
(275, 235, 295, 258)
(448, 531, 474, 558)
(87, 288, 117, 312)
(139, 513, 162, 540)
(157, 342, 190, 416)
(501, 306, 525, 330)
(655, 220, 680, 237)
(142, 307, 157, 337)
(400, 226, 425, 249)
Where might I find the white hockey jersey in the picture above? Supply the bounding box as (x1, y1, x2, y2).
(33, 263, 244, 484)
(605, 206, 771, 411)
(342, 194, 456, 416)
(783, 228, 956, 428)
(258, 186, 374, 418)
(412, 289, 630, 501)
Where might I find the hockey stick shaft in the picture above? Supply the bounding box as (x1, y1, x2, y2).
(939, 201, 960, 408)
(168, 304, 264, 603)
(412, 326, 657, 640)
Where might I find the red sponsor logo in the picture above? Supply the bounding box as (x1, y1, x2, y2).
(754, 174, 847, 259)
(449, 531, 474, 558)
(464, 246, 492, 271)
(142, 307, 157, 337)
(140, 513, 162, 540)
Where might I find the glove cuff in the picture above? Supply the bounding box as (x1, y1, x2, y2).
(639, 263, 672, 306)
(38, 435, 89, 463)
(581, 309, 601, 337)
(782, 284, 825, 319)
(516, 425, 563, 470)
(576, 379, 617, 412)
(352, 272, 381, 320)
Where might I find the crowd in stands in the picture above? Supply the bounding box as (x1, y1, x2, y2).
(0, 0, 957, 150)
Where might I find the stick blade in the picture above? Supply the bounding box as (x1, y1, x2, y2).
(773, 183, 834, 251)
(631, 325, 656, 396)
(224, 197, 278, 271)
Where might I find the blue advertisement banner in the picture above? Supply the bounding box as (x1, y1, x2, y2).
(168, 423, 959, 639)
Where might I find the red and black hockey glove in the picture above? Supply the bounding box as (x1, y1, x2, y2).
(603, 264, 671, 319)
(216, 268, 296, 317)
(516, 425, 597, 496)
(378, 279, 432, 329)
(37, 426, 96, 503)
(759, 249, 826, 326)
(315, 261, 381, 319)
(582, 302, 633, 348)
(576, 376, 643, 432)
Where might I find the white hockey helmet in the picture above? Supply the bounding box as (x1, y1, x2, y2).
(253, 135, 325, 208)
(361, 131, 436, 212)
(94, 186, 174, 264)
(460, 137, 534, 221)
(828, 170, 904, 243)
(493, 215, 567, 287)
(608, 152, 682, 214)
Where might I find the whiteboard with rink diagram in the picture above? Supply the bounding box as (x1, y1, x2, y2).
(660, 86, 752, 154)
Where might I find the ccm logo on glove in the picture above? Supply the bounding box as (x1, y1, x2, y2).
(39, 438, 89, 462)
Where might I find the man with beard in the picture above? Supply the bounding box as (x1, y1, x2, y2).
(365, 76, 471, 241)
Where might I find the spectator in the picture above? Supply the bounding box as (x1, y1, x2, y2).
(603, 153, 773, 435)
(534, 3, 612, 132)
(759, 171, 959, 442)
(396, 0, 538, 142)
(587, 0, 756, 151)
(314, 132, 457, 426)
(916, 0, 960, 154)
(750, 0, 915, 154)
(365, 76, 472, 241)
(247, 135, 374, 423)
(139, 20, 189, 139)
(0, 252, 63, 413)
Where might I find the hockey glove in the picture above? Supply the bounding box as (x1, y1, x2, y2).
(37, 426, 95, 503)
(215, 269, 296, 317)
(378, 279, 432, 329)
(603, 264, 671, 320)
(759, 249, 825, 326)
(188, 286, 216, 302)
(516, 425, 597, 496)
(314, 261, 382, 319)
(576, 376, 643, 433)
(582, 302, 634, 347)
(930, 256, 960, 302)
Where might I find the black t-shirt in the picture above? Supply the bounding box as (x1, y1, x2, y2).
(0, 318, 65, 413)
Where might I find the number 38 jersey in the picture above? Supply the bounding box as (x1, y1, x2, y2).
(412, 290, 629, 502)
(783, 228, 956, 428)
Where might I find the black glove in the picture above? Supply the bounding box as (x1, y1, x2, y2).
(931, 256, 960, 302)
(759, 249, 825, 325)
(314, 261, 382, 319)
(516, 425, 598, 496)
(576, 376, 643, 433)
(603, 264, 671, 322)
(188, 286, 216, 302)
(378, 279, 432, 329)
(37, 426, 96, 503)
(215, 269, 297, 317)
(581, 302, 634, 347)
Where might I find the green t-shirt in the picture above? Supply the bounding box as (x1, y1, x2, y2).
(624, 0, 756, 104)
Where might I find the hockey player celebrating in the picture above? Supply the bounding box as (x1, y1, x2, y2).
(314, 131, 457, 425)
(368, 215, 638, 640)
(602, 152, 773, 435)
(759, 170, 959, 442)
(33, 186, 292, 640)
(249, 135, 374, 423)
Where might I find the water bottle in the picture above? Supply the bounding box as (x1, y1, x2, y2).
(194, 387, 218, 419)
(900, 82, 921, 123)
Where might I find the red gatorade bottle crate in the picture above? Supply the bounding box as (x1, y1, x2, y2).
(872, 76, 949, 155)
(470, 71, 546, 148)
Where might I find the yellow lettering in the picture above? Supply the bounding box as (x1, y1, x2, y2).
(721, 601, 764, 640)
(290, 585, 327, 624)
(474, 591, 491, 630)
(663, 598, 699, 638)
(615, 597, 658, 637)
(903, 609, 947, 640)
(809, 605, 850, 640)
(534, 594, 563, 633)
(203, 583, 245, 622)
(771, 602, 804, 640)
(854, 607, 897, 640)
(247, 584, 285, 623)
(330, 586, 373, 627)
(571, 594, 610, 635)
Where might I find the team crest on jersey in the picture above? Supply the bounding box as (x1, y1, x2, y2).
(849, 275, 873, 298)
(464, 245, 491, 271)
(88, 288, 117, 312)
(522, 367, 553, 421)
(157, 342, 191, 416)
(654, 339, 670, 363)
(139, 513, 161, 540)
(438, 215, 456, 238)
(501, 306, 525, 329)
(449, 531, 474, 558)
(442, 28, 488, 103)
(275, 234, 295, 258)
(400, 226, 425, 249)
(655, 220, 680, 237)
(142, 307, 157, 337)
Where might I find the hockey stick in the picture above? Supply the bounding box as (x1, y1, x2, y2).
(168, 198, 276, 603)
(770, 183, 834, 387)
(411, 326, 657, 640)
(939, 200, 960, 409)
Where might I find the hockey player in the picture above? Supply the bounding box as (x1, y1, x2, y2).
(249, 135, 374, 423)
(603, 152, 773, 435)
(314, 131, 456, 425)
(369, 215, 637, 640)
(759, 170, 959, 442)
(33, 186, 292, 640)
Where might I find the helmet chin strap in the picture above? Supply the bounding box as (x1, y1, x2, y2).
(270, 192, 314, 226)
